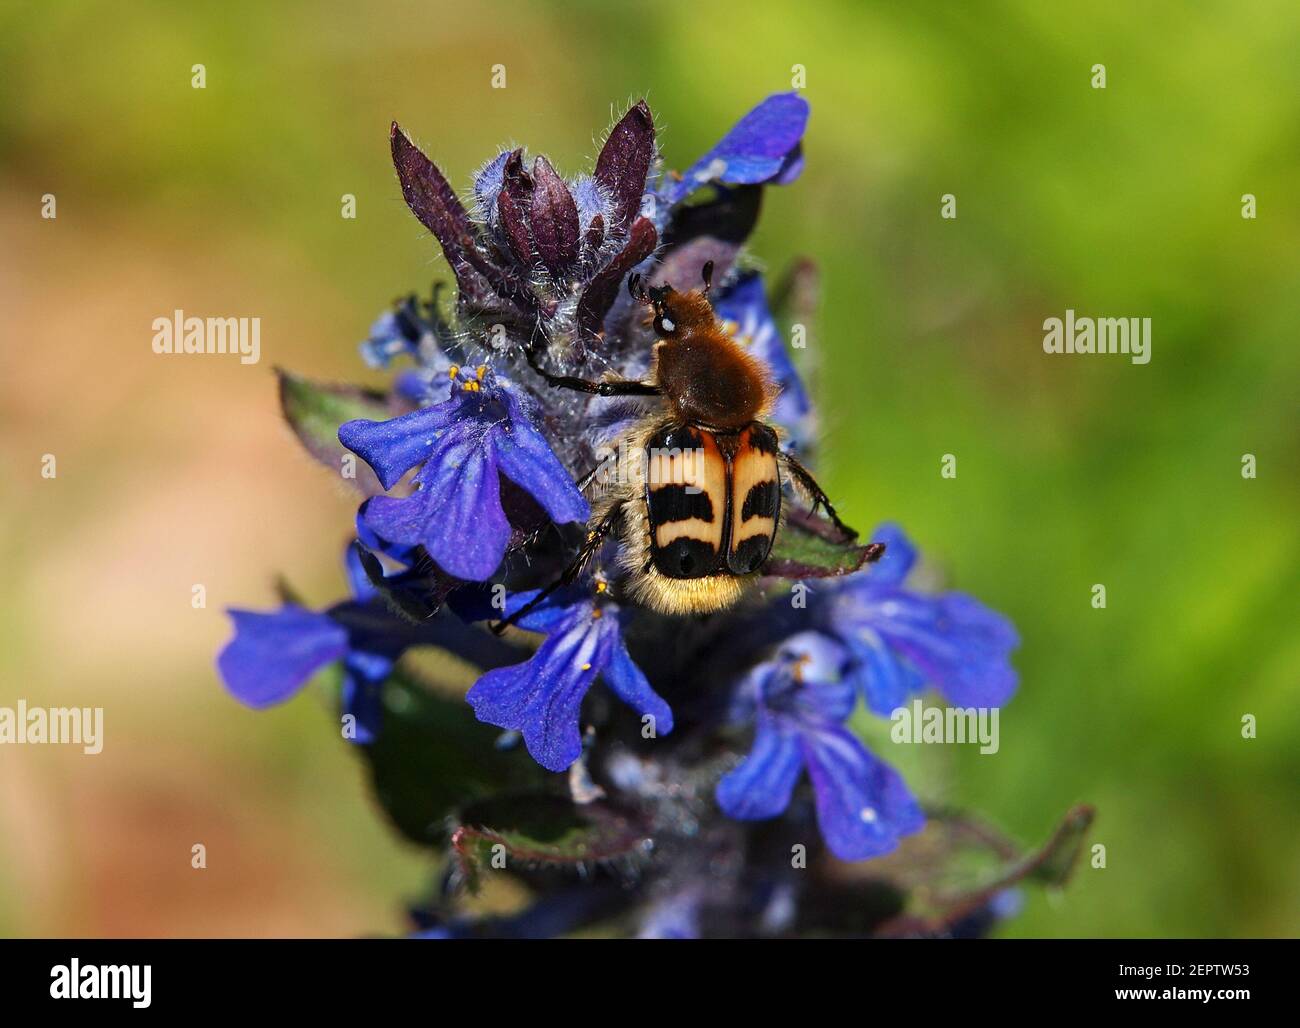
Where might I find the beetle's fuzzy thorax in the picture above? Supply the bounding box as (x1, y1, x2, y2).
(651, 323, 777, 431)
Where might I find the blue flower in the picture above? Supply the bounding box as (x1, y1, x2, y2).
(819, 523, 1020, 715)
(217, 547, 403, 744)
(637, 886, 704, 939)
(338, 367, 589, 581)
(354, 502, 418, 568)
(713, 271, 815, 449)
(661, 92, 809, 206)
(359, 297, 425, 370)
(360, 285, 477, 405)
(716, 632, 924, 861)
(464, 589, 673, 773)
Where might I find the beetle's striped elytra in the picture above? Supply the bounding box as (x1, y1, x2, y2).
(494, 261, 861, 631)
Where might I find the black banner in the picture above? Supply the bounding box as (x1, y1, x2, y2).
(0, 938, 1288, 1014)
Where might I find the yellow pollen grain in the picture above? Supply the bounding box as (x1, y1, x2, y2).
(448, 365, 460, 379)
(580, 662, 592, 671)
(476, 364, 487, 380)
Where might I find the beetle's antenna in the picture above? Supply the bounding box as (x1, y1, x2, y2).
(701, 260, 714, 296)
(628, 273, 646, 302)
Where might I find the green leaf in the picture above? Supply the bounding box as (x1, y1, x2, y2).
(451, 794, 651, 892)
(1021, 803, 1096, 888)
(276, 368, 403, 493)
(359, 671, 544, 848)
(763, 508, 885, 579)
(867, 804, 1096, 936)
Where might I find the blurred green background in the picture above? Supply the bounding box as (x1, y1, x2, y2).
(0, 0, 1295, 937)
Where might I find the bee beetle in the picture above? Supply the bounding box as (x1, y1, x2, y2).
(498, 261, 868, 630)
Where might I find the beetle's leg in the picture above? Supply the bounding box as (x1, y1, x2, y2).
(574, 448, 621, 494)
(780, 452, 858, 541)
(523, 342, 660, 396)
(490, 504, 624, 636)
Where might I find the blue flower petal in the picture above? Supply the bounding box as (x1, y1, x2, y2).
(359, 311, 409, 370)
(342, 650, 393, 745)
(801, 724, 924, 861)
(717, 626, 927, 860)
(778, 630, 846, 682)
(883, 591, 1020, 708)
(667, 92, 809, 204)
(723, 661, 767, 724)
(771, 631, 856, 722)
(840, 628, 924, 716)
(857, 587, 1019, 706)
(447, 584, 585, 632)
(492, 392, 590, 526)
(344, 541, 377, 603)
(394, 368, 452, 407)
(466, 602, 671, 772)
(354, 500, 418, 568)
(345, 380, 585, 583)
(823, 523, 1018, 711)
(637, 887, 703, 940)
(716, 717, 803, 820)
(862, 522, 917, 586)
(466, 607, 614, 771)
(217, 607, 349, 708)
(602, 630, 674, 737)
(801, 673, 858, 723)
(506, 591, 589, 633)
(362, 439, 511, 581)
(770, 146, 805, 186)
(339, 403, 458, 491)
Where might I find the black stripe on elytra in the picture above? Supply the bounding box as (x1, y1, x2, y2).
(727, 533, 773, 575)
(648, 484, 714, 525)
(740, 479, 779, 521)
(747, 424, 780, 455)
(652, 537, 719, 579)
(648, 425, 703, 452)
